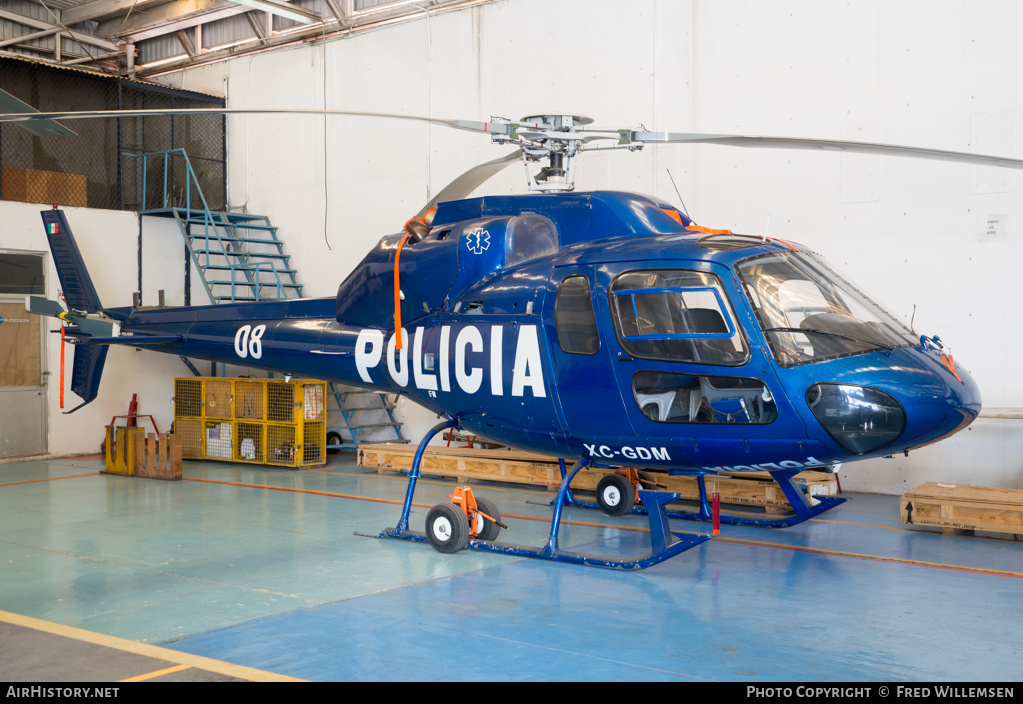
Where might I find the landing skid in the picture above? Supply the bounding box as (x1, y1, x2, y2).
(364, 421, 712, 570)
(556, 462, 847, 528)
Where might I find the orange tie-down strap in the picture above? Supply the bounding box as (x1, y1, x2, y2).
(393, 231, 411, 349)
(660, 207, 734, 235)
(393, 208, 439, 350)
(685, 223, 734, 235)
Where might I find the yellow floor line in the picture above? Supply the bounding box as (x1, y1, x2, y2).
(118, 663, 191, 682)
(0, 610, 304, 682)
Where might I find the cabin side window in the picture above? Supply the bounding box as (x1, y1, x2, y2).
(609, 269, 748, 365)
(554, 275, 600, 355)
(505, 213, 559, 266)
(633, 371, 777, 424)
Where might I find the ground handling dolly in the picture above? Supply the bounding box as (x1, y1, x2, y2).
(361, 420, 712, 570)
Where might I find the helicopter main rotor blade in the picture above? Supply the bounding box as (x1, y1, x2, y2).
(631, 132, 1023, 170)
(416, 149, 523, 219)
(0, 88, 77, 138)
(0, 107, 509, 136)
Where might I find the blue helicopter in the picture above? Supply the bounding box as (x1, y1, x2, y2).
(10, 108, 1021, 569)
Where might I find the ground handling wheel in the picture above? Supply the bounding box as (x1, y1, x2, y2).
(473, 496, 503, 542)
(596, 472, 636, 517)
(425, 502, 470, 553)
(426, 486, 509, 552)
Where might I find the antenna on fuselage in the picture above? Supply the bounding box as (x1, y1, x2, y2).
(666, 169, 691, 220)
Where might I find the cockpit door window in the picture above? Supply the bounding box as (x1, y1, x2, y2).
(609, 270, 749, 365)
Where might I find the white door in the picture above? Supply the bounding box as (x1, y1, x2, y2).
(0, 251, 47, 458)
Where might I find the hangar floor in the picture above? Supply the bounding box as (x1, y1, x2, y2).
(0, 452, 1020, 682)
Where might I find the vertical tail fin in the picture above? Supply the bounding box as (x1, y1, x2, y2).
(39, 209, 109, 412)
(41, 209, 103, 314)
(65, 345, 109, 414)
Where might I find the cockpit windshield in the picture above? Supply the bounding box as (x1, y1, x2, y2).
(736, 251, 917, 367)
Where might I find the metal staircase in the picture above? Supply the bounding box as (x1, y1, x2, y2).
(129, 149, 303, 305)
(326, 386, 406, 450)
(130, 148, 405, 449)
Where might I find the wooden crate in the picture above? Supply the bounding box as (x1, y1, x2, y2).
(357, 443, 836, 511)
(358, 443, 562, 487)
(1, 167, 87, 207)
(901, 482, 1023, 536)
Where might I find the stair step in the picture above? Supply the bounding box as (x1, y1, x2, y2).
(219, 213, 272, 224)
(188, 235, 285, 246)
(193, 250, 291, 260)
(183, 219, 278, 233)
(213, 294, 302, 303)
(336, 422, 403, 430)
(201, 264, 297, 274)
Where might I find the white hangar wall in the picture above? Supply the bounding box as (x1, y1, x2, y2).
(0, 203, 200, 456)
(167, 0, 1022, 494)
(686, 1, 1023, 493)
(12, 0, 1016, 492)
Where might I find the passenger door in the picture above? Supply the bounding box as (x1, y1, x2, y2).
(544, 266, 632, 439)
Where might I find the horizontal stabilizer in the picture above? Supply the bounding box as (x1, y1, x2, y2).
(27, 295, 119, 337)
(25, 295, 64, 317)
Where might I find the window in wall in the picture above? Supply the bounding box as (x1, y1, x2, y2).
(0, 252, 44, 295)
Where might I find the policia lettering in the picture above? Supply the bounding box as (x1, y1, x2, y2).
(356, 325, 546, 397)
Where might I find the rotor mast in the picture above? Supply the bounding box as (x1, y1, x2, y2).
(490, 113, 629, 193)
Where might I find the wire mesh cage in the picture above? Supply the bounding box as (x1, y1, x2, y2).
(266, 424, 297, 467)
(204, 379, 232, 419)
(174, 377, 326, 468)
(173, 419, 203, 459)
(267, 381, 295, 423)
(204, 420, 233, 460)
(235, 422, 264, 463)
(235, 381, 264, 420)
(174, 378, 203, 418)
(302, 421, 325, 465)
(0, 57, 225, 211)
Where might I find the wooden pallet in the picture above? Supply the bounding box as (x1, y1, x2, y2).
(357, 443, 836, 511)
(901, 482, 1023, 536)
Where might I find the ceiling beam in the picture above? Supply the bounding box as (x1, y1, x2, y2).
(175, 29, 197, 60)
(0, 28, 61, 50)
(0, 8, 121, 52)
(231, 0, 319, 25)
(106, 0, 312, 42)
(244, 11, 270, 45)
(60, 0, 170, 25)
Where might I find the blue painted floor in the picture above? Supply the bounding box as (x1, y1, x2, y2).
(1, 453, 1021, 681)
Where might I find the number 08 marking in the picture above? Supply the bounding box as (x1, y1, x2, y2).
(234, 324, 267, 359)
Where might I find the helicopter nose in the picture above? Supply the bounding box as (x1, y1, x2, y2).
(806, 349, 981, 456)
(905, 352, 981, 446)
